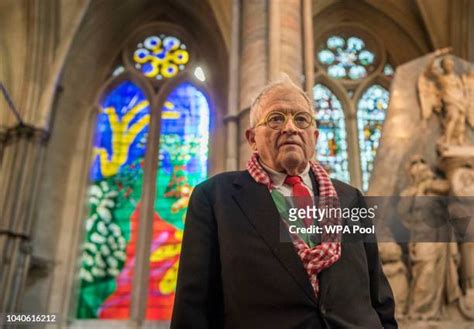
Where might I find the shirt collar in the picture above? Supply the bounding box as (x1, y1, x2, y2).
(258, 160, 312, 190)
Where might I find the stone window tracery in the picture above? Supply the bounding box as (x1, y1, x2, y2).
(75, 24, 210, 323)
(314, 28, 393, 191)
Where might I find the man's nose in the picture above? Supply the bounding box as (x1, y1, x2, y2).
(281, 117, 298, 132)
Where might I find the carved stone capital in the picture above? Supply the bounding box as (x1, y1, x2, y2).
(1, 124, 49, 146)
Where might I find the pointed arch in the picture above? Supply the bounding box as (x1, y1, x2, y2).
(40, 1, 228, 325)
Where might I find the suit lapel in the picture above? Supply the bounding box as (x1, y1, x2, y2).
(308, 170, 330, 305)
(232, 172, 318, 305)
(313, 175, 358, 305)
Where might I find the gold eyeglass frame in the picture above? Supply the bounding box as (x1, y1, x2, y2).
(255, 111, 316, 130)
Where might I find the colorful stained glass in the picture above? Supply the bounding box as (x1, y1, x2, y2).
(147, 82, 210, 319)
(383, 63, 394, 77)
(317, 35, 376, 80)
(77, 80, 150, 319)
(90, 82, 211, 320)
(313, 84, 350, 183)
(357, 85, 389, 191)
(133, 35, 189, 80)
(111, 65, 125, 77)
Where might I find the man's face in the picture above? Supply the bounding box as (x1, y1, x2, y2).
(245, 86, 318, 175)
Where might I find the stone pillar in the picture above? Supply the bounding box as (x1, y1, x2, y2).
(238, 0, 306, 169)
(277, 0, 303, 84)
(0, 0, 57, 313)
(0, 125, 48, 313)
(225, 0, 241, 171)
(302, 0, 314, 100)
(470, 1, 474, 63)
(450, 0, 471, 61)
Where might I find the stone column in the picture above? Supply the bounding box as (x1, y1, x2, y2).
(225, 0, 241, 171)
(238, 0, 306, 168)
(0, 125, 48, 313)
(0, 0, 57, 314)
(302, 0, 314, 100)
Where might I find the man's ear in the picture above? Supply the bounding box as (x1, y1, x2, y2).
(314, 129, 319, 143)
(245, 128, 258, 151)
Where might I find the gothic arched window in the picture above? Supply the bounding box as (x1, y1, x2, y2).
(314, 28, 393, 191)
(76, 25, 211, 323)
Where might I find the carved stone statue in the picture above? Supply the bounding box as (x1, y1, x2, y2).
(378, 241, 409, 319)
(418, 49, 474, 148)
(442, 159, 474, 320)
(370, 49, 474, 325)
(398, 156, 462, 320)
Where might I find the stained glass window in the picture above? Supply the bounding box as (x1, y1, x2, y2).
(383, 63, 394, 77)
(77, 80, 150, 319)
(317, 35, 376, 80)
(313, 84, 350, 183)
(87, 82, 211, 320)
(77, 23, 214, 324)
(111, 65, 125, 77)
(147, 82, 210, 319)
(315, 30, 392, 191)
(133, 35, 189, 80)
(357, 85, 389, 191)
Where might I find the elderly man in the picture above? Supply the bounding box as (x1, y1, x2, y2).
(171, 76, 397, 328)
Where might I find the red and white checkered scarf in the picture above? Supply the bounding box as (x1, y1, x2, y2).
(247, 153, 342, 297)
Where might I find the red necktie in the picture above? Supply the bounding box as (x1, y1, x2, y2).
(284, 176, 313, 227)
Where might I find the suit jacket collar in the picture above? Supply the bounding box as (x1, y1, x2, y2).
(308, 170, 331, 305)
(231, 171, 359, 306)
(308, 172, 361, 305)
(232, 171, 318, 305)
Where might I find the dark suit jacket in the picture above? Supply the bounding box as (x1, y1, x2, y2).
(171, 170, 397, 329)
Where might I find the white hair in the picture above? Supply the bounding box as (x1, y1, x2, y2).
(249, 73, 314, 127)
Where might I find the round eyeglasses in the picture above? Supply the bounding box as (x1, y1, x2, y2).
(255, 111, 315, 130)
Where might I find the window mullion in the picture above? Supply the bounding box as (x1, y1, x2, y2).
(130, 97, 162, 323)
(346, 101, 363, 190)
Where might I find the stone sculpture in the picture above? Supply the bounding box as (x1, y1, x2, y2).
(418, 48, 474, 148)
(398, 156, 462, 320)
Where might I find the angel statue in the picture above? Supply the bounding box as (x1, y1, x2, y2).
(418, 48, 474, 147)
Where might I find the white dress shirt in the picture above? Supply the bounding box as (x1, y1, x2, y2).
(259, 160, 314, 197)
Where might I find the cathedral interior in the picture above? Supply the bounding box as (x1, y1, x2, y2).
(0, 0, 474, 328)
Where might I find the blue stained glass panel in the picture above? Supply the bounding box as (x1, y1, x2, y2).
(317, 35, 376, 80)
(347, 37, 364, 51)
(318, 49, 335, 65)
(357, 84, 389, 191)
(91, 81, 150, 182)
(327, 36, 344, 49)
(157, 82, 210, 193)
(348, 65, 367, 80)
(383, 63, 394, 77)
(313, 84, 350, 183)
